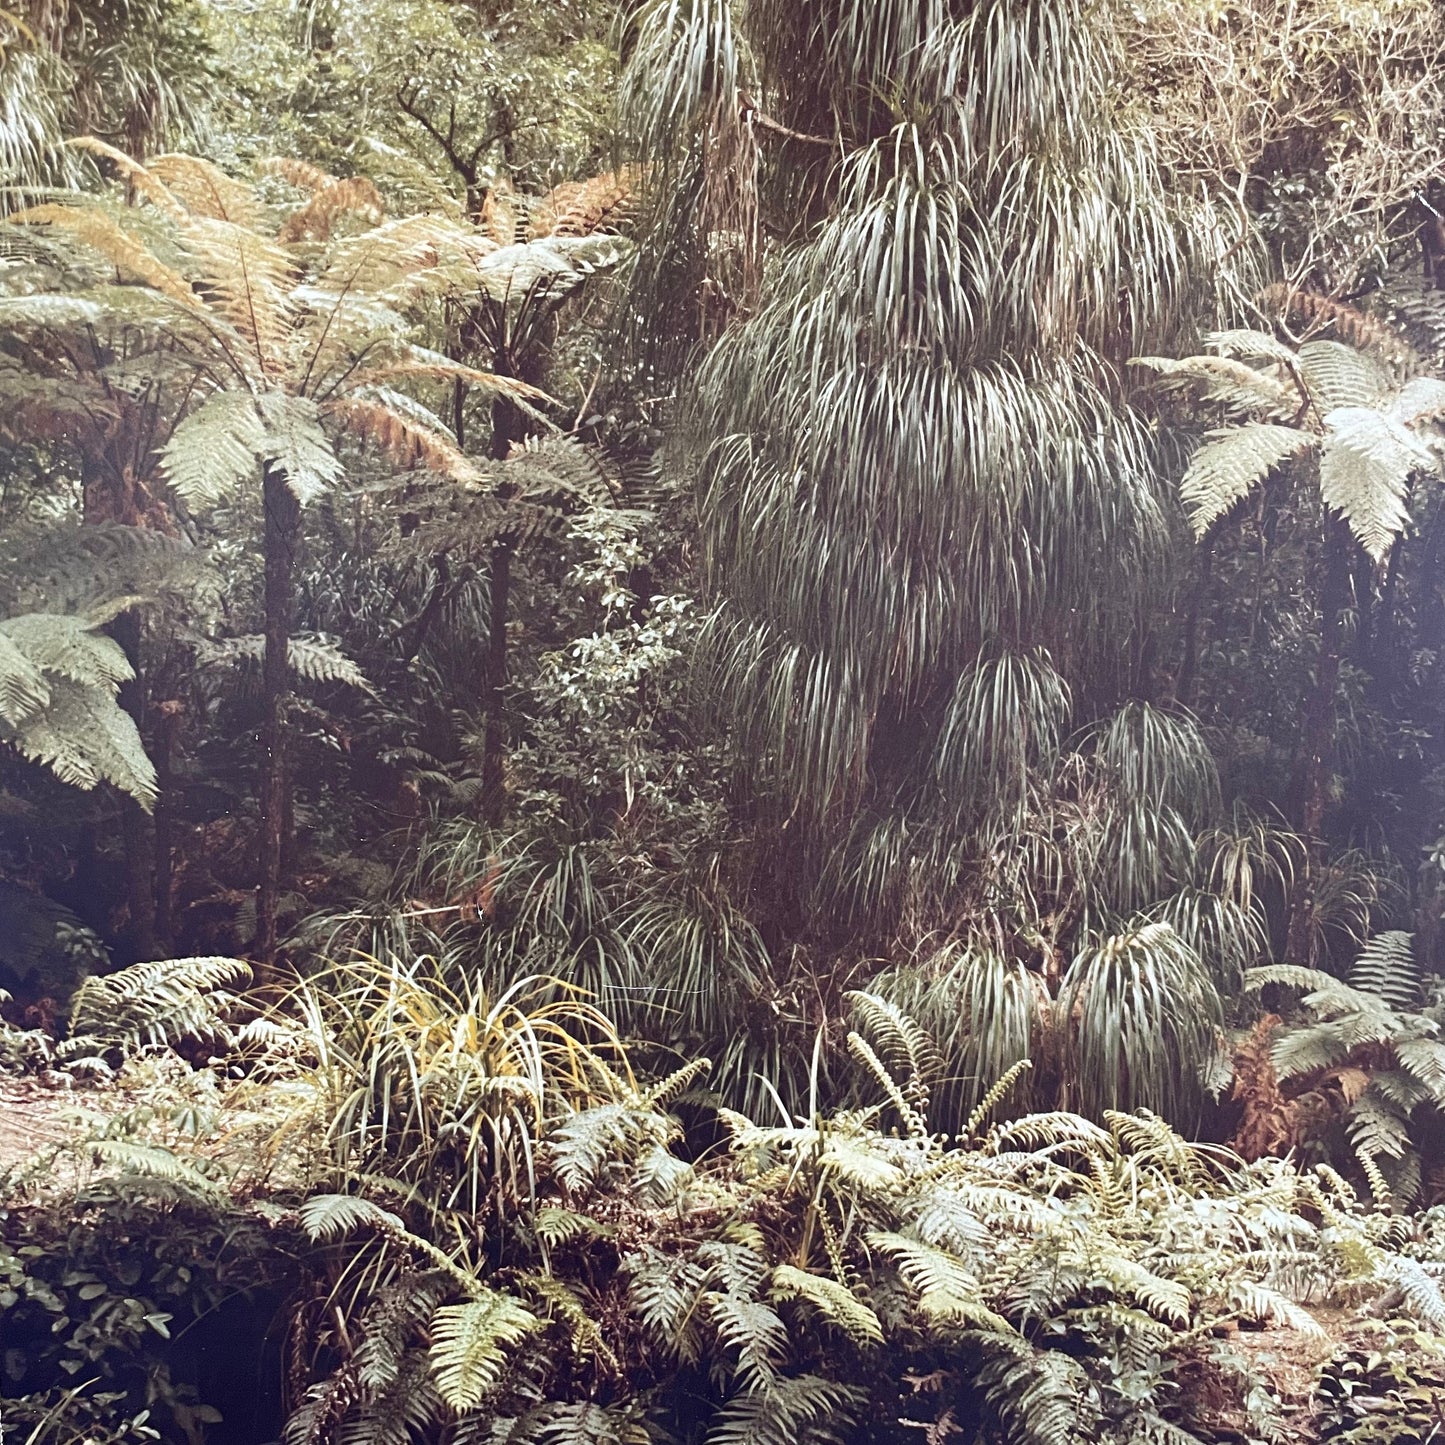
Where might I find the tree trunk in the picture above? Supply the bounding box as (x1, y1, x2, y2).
(480, 391, 523, 823)
(152, 699, 181, 953)
(258, 465, 300, 966)
(111, 609, 158, 960)
(481, 540, 512, 823)
(1284, 519, 1352, 965)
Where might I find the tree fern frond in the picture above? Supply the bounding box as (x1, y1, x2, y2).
(10, 203, 194, 303)
(147, 153, 261, 225)
(1131, 353, 1295, 417)
(258, 390, 345, 505)
(68, 954, 250, 1050)
(326, 392, 482, 484)
(1297, 339, 1392, 411)
(203, 632, 369, 690)
(1348, 931, 1419, 1008)
(180, 215, 295, 369)
(1204, 329, 1299, 367)
(1319, 407, 1431, 561)
(67, 137, 187, 220)
(158, 389, 265, 506)
(280, 175, 385, 244)
(1177, 424, 1316, 537)
(1389, 376, 1445, 427)
(0, 627, 49, 724)
(529, 169, 640, 239)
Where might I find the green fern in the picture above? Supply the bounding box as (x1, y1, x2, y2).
(429, 1292, 542, 1412)
(768, 1265, 883, 1346)
(1176, 424, 1316, 537)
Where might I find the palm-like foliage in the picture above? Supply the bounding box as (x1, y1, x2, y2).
(280, 955, 630, 1216)
(621, 0, 1216, 948)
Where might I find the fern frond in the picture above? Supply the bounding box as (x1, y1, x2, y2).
(706, 1375, 862, 1445)
(429, 1292, 542, 1412)
(280, 175, 385, 244)
(67, 137, 187, 220)
(1226, 1282, 1324, 1337)
(1347, 930, 1419, 1008)
(9, 203, 194, 303)
(1131, 353, 1296, 417)
(203, 632, 369, 690)
(68, 954, 250, 1050)
(147, 153, 261, 225)
(0, 628, 50, 724)
(529, 168, 639, 239)
(962, 1060, 1033, 1141)
(1177, 424, 1316, 537)
(641, 1056, 712, 1110)
(326, 392, 482, 484)
(180, 216, 295, 369)
(1204, 329, 1300, 367)
(158, 390, 265, 506)
(87, 1139, 224, 1194)
(1389, 376, 1445, 428)
(258, 390, 345, 505)
(1319, 407, 1430, 561)
(770, 1265, 882, 1346)
(707, 1292, 787, 1388)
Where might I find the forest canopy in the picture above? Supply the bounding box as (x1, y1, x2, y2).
(3, 1, 1445, 1443)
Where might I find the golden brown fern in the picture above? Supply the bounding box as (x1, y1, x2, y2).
(528, 168, 639, 240)
(259, 156, 337, 194)
(325, 394, 482, 483)
(1259, 283, 1419, 369)
(147, 153, 261, 226)
(181, 216, 295, 373)
(9, 203, 195, 304)
(67, 137, 187, 220)
(280, 176, 386, 244)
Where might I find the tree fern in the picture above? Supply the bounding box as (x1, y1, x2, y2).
(1318, 406, 1431, 562)
(1177, 424, 1316, 537)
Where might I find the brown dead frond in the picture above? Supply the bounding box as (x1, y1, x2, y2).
(528, 167, 640, 239)
(259, 157, 337, 195)
(325, 395, 482, 484)
(67, 137, 186, 221)
(148, 154, 262, 226)
(1260, 283, 1420, 368)
(9, 203, 195, 304)
(280, 176, 386, 244)
(1228, 1015, 1297, 1161)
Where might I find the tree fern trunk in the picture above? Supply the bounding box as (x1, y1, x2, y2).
(1285, 519, 1351, 965)
(481, 539, 511, 825)
(258, 464, 299, 966)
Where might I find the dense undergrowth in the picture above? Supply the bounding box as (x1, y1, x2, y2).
(1, 959, 1445, 1445)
